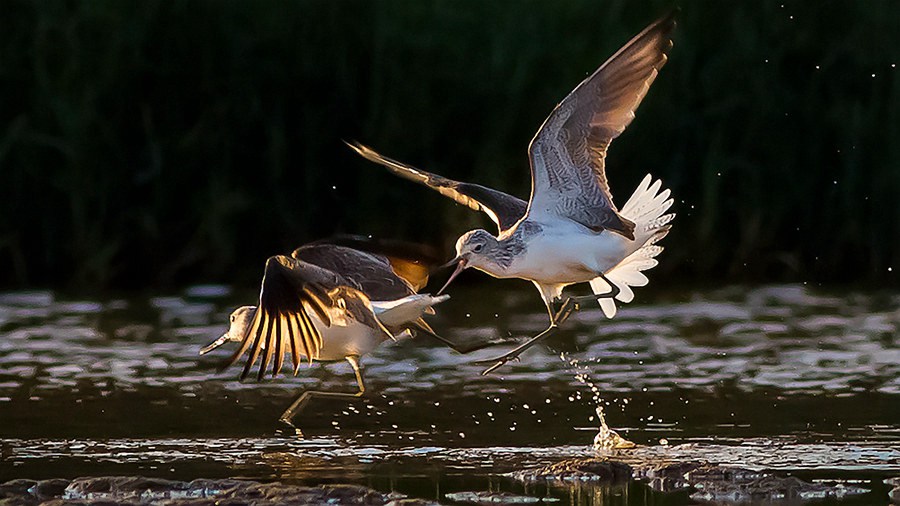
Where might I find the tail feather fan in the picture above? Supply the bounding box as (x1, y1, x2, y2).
(591, 174, 674, 318)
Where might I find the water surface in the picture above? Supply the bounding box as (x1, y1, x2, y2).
(1, 284, 898, 504)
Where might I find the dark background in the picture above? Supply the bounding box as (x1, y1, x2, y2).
(2, 0, 899, 291)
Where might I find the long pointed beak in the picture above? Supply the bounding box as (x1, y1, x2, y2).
(199, 333, 230, 355)
(437, 257, 467, 295)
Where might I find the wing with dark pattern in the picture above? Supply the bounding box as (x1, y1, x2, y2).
(292, 243, 415, 301)
(226, 255, 385, 380)
(347, 141, 528, 233)
(526, 13, 675, 239)
(305, 235, 441, 293)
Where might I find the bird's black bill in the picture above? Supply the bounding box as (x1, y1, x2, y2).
(437, 258, 467, 295)
(199, 334, 229, 355)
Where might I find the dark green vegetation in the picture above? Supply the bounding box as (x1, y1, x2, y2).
(2, 0, 899, 290)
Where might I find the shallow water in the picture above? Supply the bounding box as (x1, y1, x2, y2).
(1, 284, 898, 504)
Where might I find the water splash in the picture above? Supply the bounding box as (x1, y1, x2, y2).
(592, 406, 635, 451)
(593, 406, 637, 451)
(563, 353, 636, 451)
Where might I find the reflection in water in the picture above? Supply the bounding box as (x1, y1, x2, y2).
(1, 284, 899, 504)
(6, 436, 898, 474)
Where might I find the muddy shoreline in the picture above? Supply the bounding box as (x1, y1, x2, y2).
(3, 461, 894, 505)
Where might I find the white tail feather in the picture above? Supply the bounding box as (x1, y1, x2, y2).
(591, 174, 674, 318)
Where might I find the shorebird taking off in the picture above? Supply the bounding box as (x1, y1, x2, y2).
(201, 237, 473, 427)
(349, 13, 676, 374)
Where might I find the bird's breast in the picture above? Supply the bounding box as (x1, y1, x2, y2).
(502, 226, 629, 284)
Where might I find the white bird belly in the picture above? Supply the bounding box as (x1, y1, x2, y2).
(506, 226, 630, 284)
(308, 309, 385, 362)
(234, 296, 434, 364)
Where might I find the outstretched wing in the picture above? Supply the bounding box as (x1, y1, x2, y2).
(303, 235, 441, 294)
(226, 255, 383, 381)
(347, 141, 527, 233)
(526, 13, 676, 239)
(294, 242, 415, 301)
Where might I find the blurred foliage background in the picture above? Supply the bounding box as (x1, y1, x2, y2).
(2, 0, 899, 291)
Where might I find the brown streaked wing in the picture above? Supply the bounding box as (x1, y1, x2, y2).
(294, 243, 411, 301)
(384, 257, 430, 292)
(292, 311, 313, 366)
(227, 307, 263, 372)
(272, 316, 284, 378)
(347, 141, 528, 233)
(230, 255, 348, 380)
(297, 309, 320, 366)
(299, 237, 445, 295)
(327, 285, 391, 340)
(286, 314, 301, 375)
(239, 311, 269, 381)
(256, 315, 275, 381)
(526, 13, 675, 239)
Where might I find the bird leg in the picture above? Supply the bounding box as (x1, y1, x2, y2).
(413, 322, 518, 354)
(554, 273, 621, 326)
(472, 319, 562, 375)
(473, 274, 620, 375)
(279, 356, 365, 430)
(551, 297, 577, 324)
(471, 297, 571, 375)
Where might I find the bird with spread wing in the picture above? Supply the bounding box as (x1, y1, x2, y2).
(349, 13, 677, 374)
(201, 237, 495, 428)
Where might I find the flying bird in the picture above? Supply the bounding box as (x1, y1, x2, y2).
(348, 13, 676, 374)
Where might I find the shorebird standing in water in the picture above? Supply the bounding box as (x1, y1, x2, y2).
(349, 14, 676, 374)
(201, 237, 481, 427)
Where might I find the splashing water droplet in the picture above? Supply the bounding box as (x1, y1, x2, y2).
(592, 406, 636, 451)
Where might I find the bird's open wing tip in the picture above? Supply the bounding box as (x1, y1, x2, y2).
(343, 139, 366, 152)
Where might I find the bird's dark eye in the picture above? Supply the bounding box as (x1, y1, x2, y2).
(230, 315, 236, 322)
(473, 244, 484, 253)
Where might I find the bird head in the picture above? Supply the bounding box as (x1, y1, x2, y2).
(437, 229, 499, 294)
(199, 305, 256, 355)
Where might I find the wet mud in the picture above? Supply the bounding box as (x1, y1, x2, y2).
(0, 476, 433, 505)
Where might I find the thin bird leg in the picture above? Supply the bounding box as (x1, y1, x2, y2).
(554, 273, 621, 326)
(414, 323, 514, 355)
(552, 297, 578, 326)
(471, 306, 565, 375)
(278, 356, 366, 429)
(472, 274, 620, 375)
